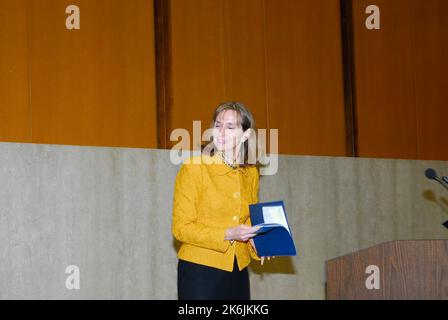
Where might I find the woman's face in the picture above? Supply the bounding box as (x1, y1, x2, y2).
(213, 110, 244, 153)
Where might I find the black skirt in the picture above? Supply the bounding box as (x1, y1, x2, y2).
(177, 258, 250, 300)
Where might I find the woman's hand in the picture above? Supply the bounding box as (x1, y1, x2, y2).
(225, 224, 260, 242)
(249, 238, 275, 266)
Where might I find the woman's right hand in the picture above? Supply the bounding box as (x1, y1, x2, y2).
(225, 225, 260, 242)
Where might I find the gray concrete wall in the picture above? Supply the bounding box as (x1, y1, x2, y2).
(0, 142, 447, 299)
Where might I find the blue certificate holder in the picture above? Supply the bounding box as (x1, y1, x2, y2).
(249, 200, 297, 257)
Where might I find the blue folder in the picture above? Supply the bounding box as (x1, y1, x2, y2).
(249, 200, 297, 257)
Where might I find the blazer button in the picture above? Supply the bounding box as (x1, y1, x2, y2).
(233, 192, 240, 198)
(233, 215, 238, 221)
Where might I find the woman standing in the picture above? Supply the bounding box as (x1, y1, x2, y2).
(172, 101, 263, 300)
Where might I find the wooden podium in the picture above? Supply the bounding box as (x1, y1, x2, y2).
(326, 240, 448, 299)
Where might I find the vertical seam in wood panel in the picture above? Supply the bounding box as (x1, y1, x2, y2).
(25, 0, 33, 142)
(261, 0, 270, 149)
(340, 0, 358, 157)
(154, 0, 172, 149)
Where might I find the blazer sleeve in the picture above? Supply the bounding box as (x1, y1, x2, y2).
(246, 168, 261, 260)
(172, 161, 230, 253)
(251, 168, 259, 203)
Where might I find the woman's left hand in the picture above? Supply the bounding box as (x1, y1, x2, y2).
(249, 239, 275, 265)
(260, 256, 275, 266)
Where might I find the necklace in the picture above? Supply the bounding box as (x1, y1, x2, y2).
(218, 150, 238, 169)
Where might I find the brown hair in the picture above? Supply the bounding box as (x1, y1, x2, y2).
(201, 101, 259, 167)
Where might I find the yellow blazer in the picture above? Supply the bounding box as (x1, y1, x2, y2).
(172, 153, 260, 272)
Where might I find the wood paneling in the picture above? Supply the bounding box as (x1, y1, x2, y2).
(225, 0, 268, 132)
(169, 0, 271, 150)
(169, 0, 226, 150)
(1, 0, 157, 148)
(353, 0, 418, 159)
(264, 0, 346, 156)
(412, 1, 448, 160)
(353, 0, 448, 160)
(0, 0, 31, 142)
(4, 1, 446, 158)
(167, 0, 346, 156)
(29, 0, 157, 148)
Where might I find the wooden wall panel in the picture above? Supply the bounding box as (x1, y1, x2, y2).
(3, 1, 447, 158)
(412, 1, 448, 160)
(25, 0, 157, 148)
(0, 0, 31, 142)
(169, 0, 226, 150)
(168, 0, 346, 156)
(353, 0, 448, 160)
(169, 0, 269, 150)
(225, 0, 268, 132)
(264, 0, 346, 156)
(353, 0, 418, 159)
